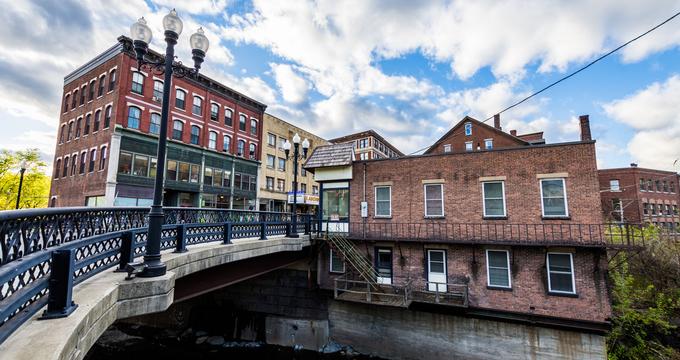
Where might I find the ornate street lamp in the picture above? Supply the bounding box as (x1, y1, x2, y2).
(283, 133, 310, 238)
(15, 160, 28, 209)
(128, 9, 209, 277)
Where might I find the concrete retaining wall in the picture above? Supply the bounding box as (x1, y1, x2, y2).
(328, 301, 606, 360)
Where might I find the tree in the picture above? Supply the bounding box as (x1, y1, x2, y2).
(0, 149, 51, 210)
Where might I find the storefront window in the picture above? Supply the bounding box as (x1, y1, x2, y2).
(178, 162, 190, 182)
(322, 188, 349, 221)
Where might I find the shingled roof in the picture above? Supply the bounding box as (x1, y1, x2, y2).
(304, 143, 355, 170)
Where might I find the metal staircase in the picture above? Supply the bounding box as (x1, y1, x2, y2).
(325, 231, 380, 290)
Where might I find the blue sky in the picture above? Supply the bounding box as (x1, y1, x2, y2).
(1, 0, 680, 173)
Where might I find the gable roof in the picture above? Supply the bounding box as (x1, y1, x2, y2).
(304, 143, 355, 170)
(424, 116, 529, 154)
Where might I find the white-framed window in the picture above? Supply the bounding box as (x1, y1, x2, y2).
(175, 89, 186, 109)
(266, 154, 275, 168)
(424, 183, 444, 217)
(149, 113, 161, 134)
(546, 252, 576, 294)
(360, 153, 368, 160)
(223, 135, 231, 153)
(540, 178, 568, 217)
(464, 122, 472, 136)
(330, 249, 345, 273)
(267, 133, 276, 146)
(443, 144, 451, 153)
(208, 131, 217, 149)
(609, 179, 620, 191)
(374, 186, 391, 217)
(465, 141, 473, 152)
(192, 96, 202, 115)
(131, 72, 144, 95)
(484, 138, 493, 150)
(486, 250, 511, 288)
(153, 80, 163, 100)
(482, 181, 506, 217)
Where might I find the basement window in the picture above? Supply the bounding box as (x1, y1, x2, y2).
(330, 249, 345, 273)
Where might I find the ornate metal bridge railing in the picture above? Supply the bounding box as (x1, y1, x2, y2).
(0, 207, 314, 344)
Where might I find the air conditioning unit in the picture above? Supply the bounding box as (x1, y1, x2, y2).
(152, 96, 161, 102)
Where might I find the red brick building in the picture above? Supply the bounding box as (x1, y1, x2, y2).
(329, 129, 404, 160)
(599, 164, 679, 229)
(49, 36, 265, 208)
(307, 115, 613, 336)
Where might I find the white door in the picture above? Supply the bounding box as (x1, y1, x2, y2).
(376, 248, 393, 285)
(427, 250, 447, 292)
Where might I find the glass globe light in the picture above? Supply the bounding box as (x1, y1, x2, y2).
(163, 9, 183, 35)
(292, 133, 301, 144)
(190, 27, 210, 53)
(283, 140, 292, 151)
(301, 138, 310, 149)
(130, 17, 152, 43)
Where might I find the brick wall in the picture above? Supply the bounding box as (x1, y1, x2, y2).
(352, 141, 601, 224)
(49, 54, 122, 206)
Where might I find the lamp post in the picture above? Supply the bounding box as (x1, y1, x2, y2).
(283, 134, 310, 238)
(15, 160, 28, 209)
(129, 9, 209, 277)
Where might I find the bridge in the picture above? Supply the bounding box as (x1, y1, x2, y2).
(0, 207, 314, 360)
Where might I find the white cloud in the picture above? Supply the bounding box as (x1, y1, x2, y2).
(270, 63, 308, 104)
(151, 0, 229, 15)
(603, 75, 680, 170)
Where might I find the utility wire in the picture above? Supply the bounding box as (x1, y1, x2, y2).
(408, 10, 680, 156)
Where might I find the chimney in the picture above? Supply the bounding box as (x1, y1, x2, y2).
(579, 115, 592, 141)
(630, 163, 638, 168)
(493, 114, 501, 130)
(510, 130, 517, 136)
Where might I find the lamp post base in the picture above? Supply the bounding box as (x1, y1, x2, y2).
(288, 233, 300, 238)
(137, 262, 167, 277)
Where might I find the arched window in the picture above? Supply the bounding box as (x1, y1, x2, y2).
(149, 113, 161, 134)
(72, 90, 78, 108)
(59, 124, 66, 144)
(104, 105, 112, 128)
(108, 69, 117, 91)
(75, 117, 82, 138)
(84, 113, 91, 135)
(98, 75, 106, 97)
(249, 143, 256, 159)
(153, 80, 163, 100)
(127, 106, 141, 129)
(63, 94, 70, 112)
(93, 110, 101, 132)
(223, 135, 231, 153)
(70, 155, 77, 176)
(172, 120, 183, 140)
(67, 121, 73, 141)
(54, 159, 61, 179)
(88, 149, 97, 172)
(88, 80, 95, 101)
(131, 72, 144, 95)
(237, 139, 245, 156)
(192, 96, 202, 115)
(80, 85, 86, 105)
(210, 103, 219, 121)
(99, 146, 108, 170)
(175, 89, 186, 109)
(225, 108, 233, 126)
(208, 131, 217, 149)
(239, 114, 246, 131)
(190, 125, 200, 145)
(62, 156, 69, 177)
(250, 119, 257, 135)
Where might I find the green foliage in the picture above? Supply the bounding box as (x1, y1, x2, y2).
(607, 228, 680, 360)
(0, 148, 51, 210)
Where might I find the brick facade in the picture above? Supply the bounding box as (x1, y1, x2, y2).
(49, 37, 266, 207)
(329, 130, 404, 160)
(599, 165, 679, 228)
(315, 136, 611, 325)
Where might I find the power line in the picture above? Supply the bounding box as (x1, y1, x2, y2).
(408, 10, 680, 156)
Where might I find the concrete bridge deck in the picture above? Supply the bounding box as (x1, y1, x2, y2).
(0, 235, 310, 360)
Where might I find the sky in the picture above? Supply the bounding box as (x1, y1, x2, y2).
(1, 0, 680, 174)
